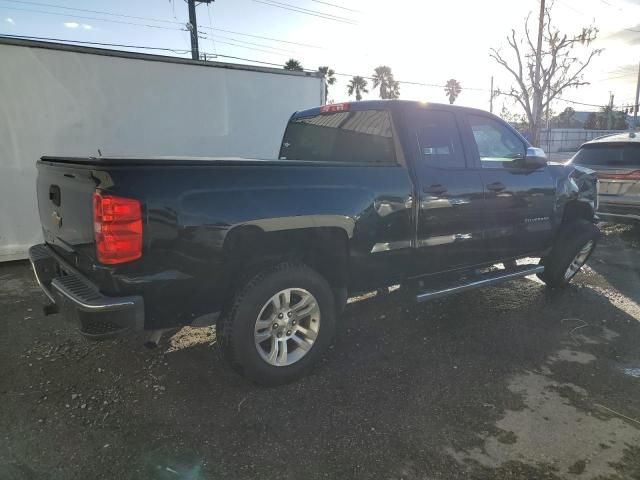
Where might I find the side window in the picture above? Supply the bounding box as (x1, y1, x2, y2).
(280, 110, 397, 164)
(467, 115, 526, 168)
(415, 111, 466, 168)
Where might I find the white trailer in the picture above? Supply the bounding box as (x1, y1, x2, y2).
(0, 37, 324, 261)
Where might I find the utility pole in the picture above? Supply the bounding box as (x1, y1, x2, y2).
(532, 0, 546, 146)
(489, 76, 494, 113)
(634, 61, 640, 131)
(607, 92, 614, 130)
(545, 86, 551, 160)
(187, 0, 214, 61)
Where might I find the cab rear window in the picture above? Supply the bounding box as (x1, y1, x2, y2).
(573, 143, 640, 167)
(279, 109, 397, 165)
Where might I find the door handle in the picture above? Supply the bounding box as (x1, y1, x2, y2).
(487, 182, 506, 192)
(424, 184, 447, 195)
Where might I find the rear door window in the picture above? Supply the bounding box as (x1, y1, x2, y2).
(573, 143, 640, 167)
(415, 110, 466, 169)
(279, 109, 397, 164)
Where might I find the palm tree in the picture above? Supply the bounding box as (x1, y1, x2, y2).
(372, 66, 400, 99)
(284, 59, 303, 71)
(444, 79, 462, 104)
(318, 66, 336, 100)
(347, 76, 368, 101)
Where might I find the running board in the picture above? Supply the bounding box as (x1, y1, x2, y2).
(415, 265, 544, 303)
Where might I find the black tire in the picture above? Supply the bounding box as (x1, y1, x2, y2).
(537, 220, 599, 288)
(217, 262, 336, 386)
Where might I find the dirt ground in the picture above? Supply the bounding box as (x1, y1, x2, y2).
(1, 224, 640, 480)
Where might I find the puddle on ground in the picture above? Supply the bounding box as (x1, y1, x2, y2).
(448, 370, 640, 478)
(621, 367, 640, 379)
(548, 348, 596, 365)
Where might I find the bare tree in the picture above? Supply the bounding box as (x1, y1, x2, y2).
(490, 2, 601, 146)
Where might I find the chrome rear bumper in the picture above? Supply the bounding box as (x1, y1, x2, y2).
(28, 244, 144, 339)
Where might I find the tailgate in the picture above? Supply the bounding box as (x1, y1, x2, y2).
(36, 160, 98, 272)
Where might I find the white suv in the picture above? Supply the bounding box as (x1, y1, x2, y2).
(571, 132, 640, 223)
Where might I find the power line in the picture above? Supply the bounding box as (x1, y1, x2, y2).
(0, 33, 192, 53)
(0, 33, 292, 67)
(199, 36, 298, 57)
(556, 97, 605, 107)
(0, 3, 308, 57)
(0, 5, 186, 30)
(308, 0, 361, 13)
(332, 71, 487, 91)
(557, 0, 591, 17)
(198, 25, 323, 49)
(0, 33, 615, 109)
(250, 0, 357, 24)
(203, 32, 301, 55)
(0, 0, 325, 48)
(0, 0, 183, 24)
(253, 0, 357, 22)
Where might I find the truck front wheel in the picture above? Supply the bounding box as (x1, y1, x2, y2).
(538, 220, 599, 288)
(217, 262, 336, 385)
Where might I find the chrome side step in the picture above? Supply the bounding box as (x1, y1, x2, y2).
(416, 265, 544, 303)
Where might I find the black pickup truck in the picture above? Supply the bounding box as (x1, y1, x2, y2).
(29, 100, 599, 385)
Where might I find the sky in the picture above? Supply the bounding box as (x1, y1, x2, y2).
(1, 0, 639, 116)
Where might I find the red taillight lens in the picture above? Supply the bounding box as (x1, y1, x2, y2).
(598, 170, 640, 180)
(92, 192, 142, 264)
(320, 102, 349, 113)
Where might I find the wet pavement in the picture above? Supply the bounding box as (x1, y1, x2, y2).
(1, 224, 639, 480)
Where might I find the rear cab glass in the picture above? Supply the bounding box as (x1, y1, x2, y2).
(279, 109, 397, 165)
(573, 143, 640, 167)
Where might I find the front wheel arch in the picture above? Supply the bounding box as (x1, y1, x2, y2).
(538, 219, 599, 288)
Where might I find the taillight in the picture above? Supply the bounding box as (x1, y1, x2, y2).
(92, 192, 142, 264)
(598, 170, 640, 180)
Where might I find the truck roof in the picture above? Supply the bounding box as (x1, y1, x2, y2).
(292, 100, 495, 119)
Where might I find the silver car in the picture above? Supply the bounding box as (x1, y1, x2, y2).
(570, 132, 640, 223)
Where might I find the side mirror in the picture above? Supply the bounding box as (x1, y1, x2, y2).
(524, 147, 547, 168)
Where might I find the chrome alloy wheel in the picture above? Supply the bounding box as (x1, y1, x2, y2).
(564, 240, 594, 281)
(254, 288, 321, 367)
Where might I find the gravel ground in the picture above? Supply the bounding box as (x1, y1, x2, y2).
(1, 224, 640, 480)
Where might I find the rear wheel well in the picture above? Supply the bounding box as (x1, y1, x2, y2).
(224, 226, 349, 293)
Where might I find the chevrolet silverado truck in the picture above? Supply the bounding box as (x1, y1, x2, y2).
(29, 100, 599, 385)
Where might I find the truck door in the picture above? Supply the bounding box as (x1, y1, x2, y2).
(463, 114, 556, 260)
(407, 108, 486, 274)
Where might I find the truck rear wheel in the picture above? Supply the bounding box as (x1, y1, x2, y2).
(538, 220, 599, 288)
(217, 262, 336, 385)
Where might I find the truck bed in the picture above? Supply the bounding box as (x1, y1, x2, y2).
(40, 156, 383, 168)
(36, 155, 414, 330)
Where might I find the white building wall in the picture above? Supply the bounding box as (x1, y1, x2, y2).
(0, 40, 323, 261)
